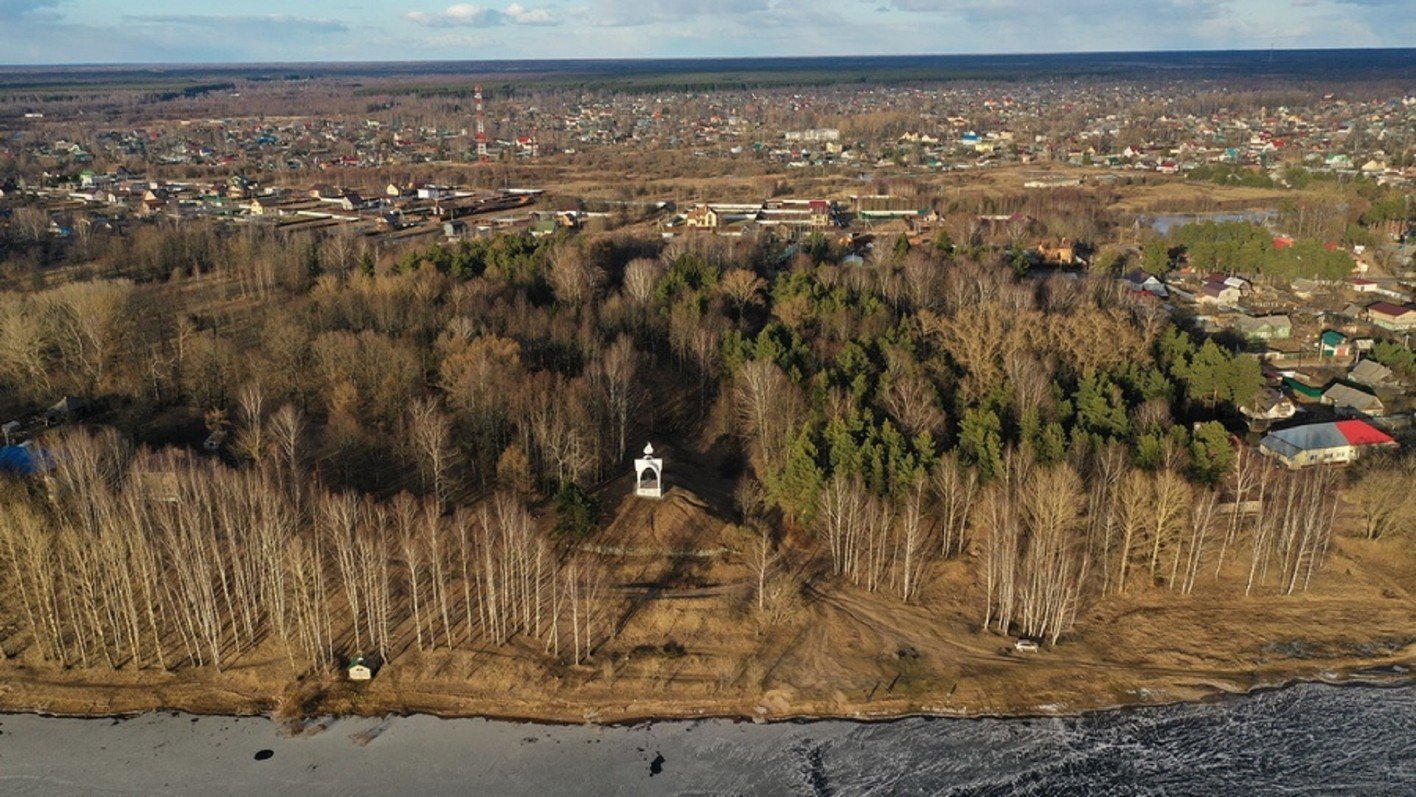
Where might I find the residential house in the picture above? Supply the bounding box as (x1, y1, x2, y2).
(1322, 382, 1385, 417)
(1259, 420, 1397, 468)
(1367, 301, 1416, 331)
(318, 191, 363, 212)
(248, 194, 300, 216)
(1239, 387, 1297, 423)
(225, 175, 253, 199)
(1291, 278, 1325, 299)
(1232, 314, 1292, 341)
(1035, 238, 1076, 266)
(1221, 275, 1251, 293)
(1320, 330, 1353, 359)
(1347, 359, 1397, 390)
(1198, 280, 1242, 305)
(247, 195, 277, 216)
(685, 205, 719, 229)
(1365, 304, 1410, 332)
(1122, 270, 1168, 299)
(140, 189, 169, 217)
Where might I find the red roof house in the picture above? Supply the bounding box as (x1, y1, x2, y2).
(1368, 302, 1416, 331)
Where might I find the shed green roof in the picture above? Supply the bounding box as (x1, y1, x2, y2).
(1283, 377, 1326, 399)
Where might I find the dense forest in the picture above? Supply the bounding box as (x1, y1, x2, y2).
(0, 222, 1411, 677)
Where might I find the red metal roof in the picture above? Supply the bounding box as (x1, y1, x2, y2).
(1368, 301, 1413, 317)
(1334, 420, 1395, 447)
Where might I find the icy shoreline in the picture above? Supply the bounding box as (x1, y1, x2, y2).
(2, 682, 1413, 796)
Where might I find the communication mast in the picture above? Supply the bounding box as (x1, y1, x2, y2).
(475, 84, 489, 162)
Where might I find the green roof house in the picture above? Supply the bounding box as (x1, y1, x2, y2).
(1320, 330, 1351, 359)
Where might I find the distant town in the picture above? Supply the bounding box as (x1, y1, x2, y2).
(5, 71, 1413, 453)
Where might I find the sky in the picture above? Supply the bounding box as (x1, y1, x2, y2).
(0, 0, 1412, 65)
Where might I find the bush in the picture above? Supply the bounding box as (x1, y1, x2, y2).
(553, 481, 600, 539)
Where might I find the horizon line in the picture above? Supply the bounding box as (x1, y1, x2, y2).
(3, 46, 1414, 70)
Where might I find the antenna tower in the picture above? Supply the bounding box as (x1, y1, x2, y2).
(475, 84, 489, 162)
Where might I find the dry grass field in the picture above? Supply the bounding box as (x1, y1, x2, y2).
(3, 448, 1410, 724)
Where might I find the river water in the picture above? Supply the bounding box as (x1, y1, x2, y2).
(2, 683, 1412, 796)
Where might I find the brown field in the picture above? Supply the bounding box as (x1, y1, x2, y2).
(1106, 180, 1296, 214)
(432, 160, 1294, 214)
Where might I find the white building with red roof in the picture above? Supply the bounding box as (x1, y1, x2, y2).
(1367, 301, 1415, 331)
(1259, 420, 1398, 469)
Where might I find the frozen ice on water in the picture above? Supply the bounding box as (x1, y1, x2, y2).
(1, 684, 1413, 796)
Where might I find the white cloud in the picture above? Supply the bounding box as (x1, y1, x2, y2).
(408, 3, 559, 27)
(0, 0, 1410, 63)
(505, 3, 558, 24)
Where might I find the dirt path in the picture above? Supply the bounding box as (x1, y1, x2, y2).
(806, 581, 1415, 684)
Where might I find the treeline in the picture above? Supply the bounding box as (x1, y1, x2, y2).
(0, 221, 1396, 668)
(0, 227, 665, 498)
(712, 245, 1336, 636)
(1142, 220, 1354, 280)
(0, 428, 611, 671)
(1186, 164, 1275, 189)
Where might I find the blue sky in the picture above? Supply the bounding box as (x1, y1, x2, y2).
(0, 0, 1412, 64)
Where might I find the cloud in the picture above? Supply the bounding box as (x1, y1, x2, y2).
(0, 0, 61, 20)
(0, 0, 1411, 63)
(408, 3, 559, 27)
(122, 14, 349, 35)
